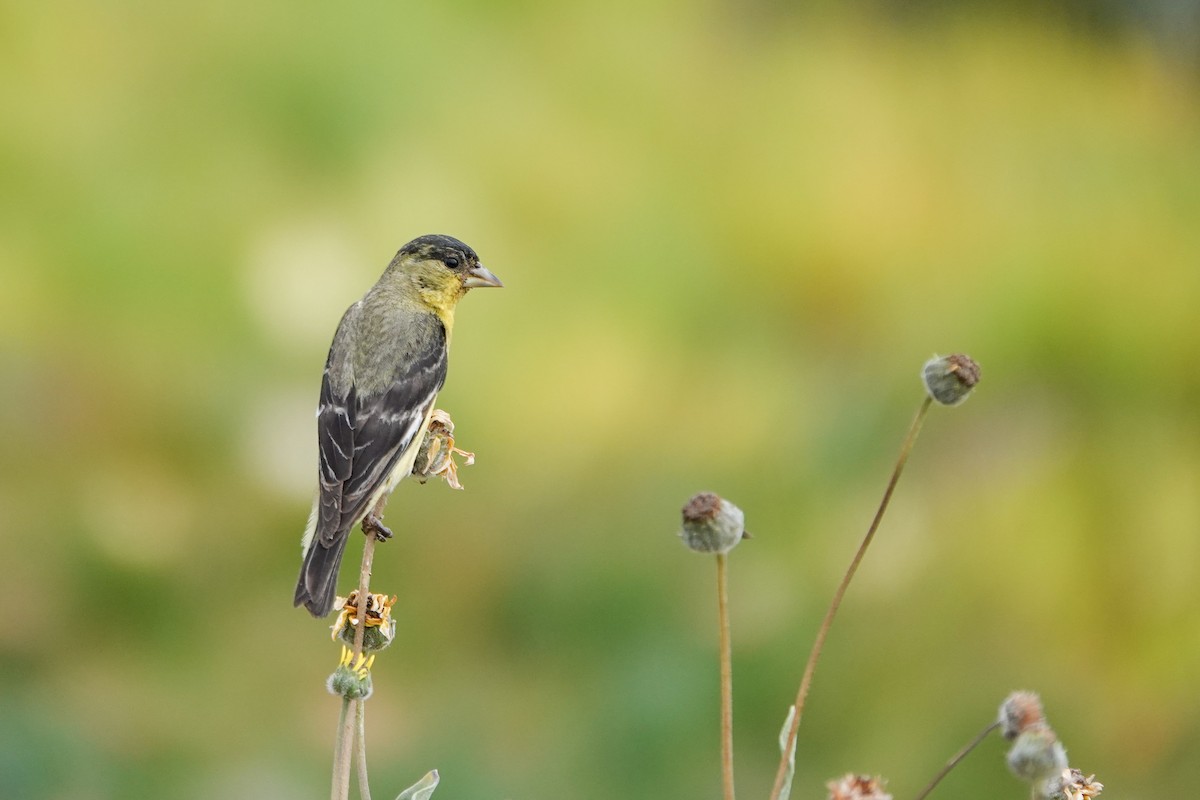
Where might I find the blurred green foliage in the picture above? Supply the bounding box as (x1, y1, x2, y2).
(2, 1, 1198, 798)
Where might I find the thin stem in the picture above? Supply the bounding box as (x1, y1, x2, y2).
(332, 529, 381, 800)
(351, 531, 378, 659)
(910, 721, 1000, 800)
(332, 698, 352, 800)
(356, 695, 373, 800)
(716, 553, 735, 800)
(768, 396, 934, 800)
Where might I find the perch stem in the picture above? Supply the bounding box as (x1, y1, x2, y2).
(332, 526, 380, 800)
(717, 552, 735, 800)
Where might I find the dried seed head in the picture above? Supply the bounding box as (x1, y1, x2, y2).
(1042, 768, 1103, 800)
(330, 591, 398, 653)
(922, 353, 981, 406)
(826, 774, 892, 800)
(679, 492, 746, 555)
(999, 691, 1047, 740)
(1006, 725, 1068, 784)
(682, 492, 722, 524)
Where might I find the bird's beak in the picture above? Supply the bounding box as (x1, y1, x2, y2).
(464, 263, 503, 289)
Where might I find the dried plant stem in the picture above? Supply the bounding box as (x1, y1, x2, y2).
(332, 528, 380, 800)
(910, 720, 1000, 800)
(355, 697, 373, 800)
(716, 552, 735, 800)
(332, 698, 352, 800)
(768, 396, 934, 800)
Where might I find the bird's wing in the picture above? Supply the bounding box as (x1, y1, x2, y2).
(314, 323, 448, 547)
(314, 371, 356, 545)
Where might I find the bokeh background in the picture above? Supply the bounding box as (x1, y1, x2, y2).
(3, 1, 1198, 798)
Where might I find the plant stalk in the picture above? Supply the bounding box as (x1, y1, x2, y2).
(332, 697, 352, 800)
(356, 694, 373, 800)
(768, 396, 933, 800)
(910, 720, 1000, 800)
(332, 529, 380, 800)
(716, 552, 735, 800)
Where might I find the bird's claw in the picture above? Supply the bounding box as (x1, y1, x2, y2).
(362, 514, 393, 542)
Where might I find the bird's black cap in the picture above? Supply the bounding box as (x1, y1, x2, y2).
(398, 234, 479, 264)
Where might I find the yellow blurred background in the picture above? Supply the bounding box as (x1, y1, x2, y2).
(2, 1, 1198, 798)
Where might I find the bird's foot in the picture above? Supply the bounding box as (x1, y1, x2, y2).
(362, 513, 394, 542)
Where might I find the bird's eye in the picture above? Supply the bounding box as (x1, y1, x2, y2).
(443, 256, 460, 269)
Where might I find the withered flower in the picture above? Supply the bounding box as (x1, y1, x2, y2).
(826, 773, 892, 800)
(1047, 768, 1103, 800)
(331, 590, 398, 652)
(412, 409, 475, 489)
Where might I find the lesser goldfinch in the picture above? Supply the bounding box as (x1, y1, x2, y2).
(294, 234, 502, 617)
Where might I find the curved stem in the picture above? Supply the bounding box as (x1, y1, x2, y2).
(768, 396, 934, 800)
(911, 721, 999, 800)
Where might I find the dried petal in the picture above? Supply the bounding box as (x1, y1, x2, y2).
(826, 773, 892, 800)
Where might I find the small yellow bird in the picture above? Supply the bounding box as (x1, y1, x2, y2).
(294, 234, 502, 617)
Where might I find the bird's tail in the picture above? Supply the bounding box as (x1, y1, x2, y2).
(294, 532, 349, 618)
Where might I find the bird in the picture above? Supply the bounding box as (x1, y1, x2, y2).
(294, 234, 502, 617)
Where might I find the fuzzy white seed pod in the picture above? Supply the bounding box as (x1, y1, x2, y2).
(1006, 725, 1068, 785)
(679, 492, 747, 555)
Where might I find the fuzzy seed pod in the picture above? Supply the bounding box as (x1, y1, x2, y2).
(999, 691, 1047, 740)
(327, 665, 374, 700)
(922, 354, 981, 406)
(1006, 725, 1068, 784)
(679, 492, 746, 555)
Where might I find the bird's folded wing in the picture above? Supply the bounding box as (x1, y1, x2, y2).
(315, 327, 448, 547)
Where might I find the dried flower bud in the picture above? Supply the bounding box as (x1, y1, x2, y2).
(1006, 725, 1068, 785)
(331, 590, 398, 652)
(1042, 768, 1103, 800)
(999, 691, 1047, 740)
(922, 353, 981, 406)
(679, 492, 746, 555)
(412, 409, 475, 490)
(826, 773, 892, 800)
